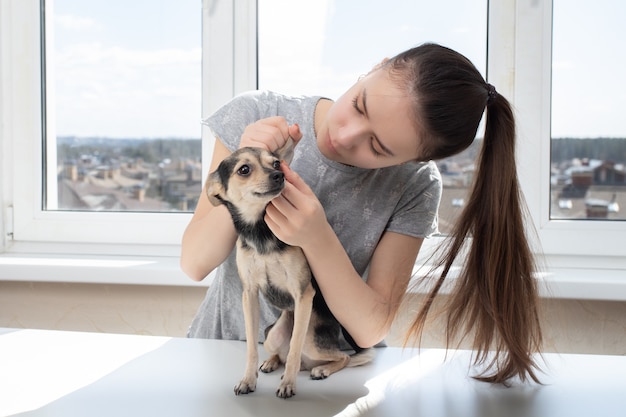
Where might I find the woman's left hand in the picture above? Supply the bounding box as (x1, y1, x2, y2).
(264, 162, 329, 248)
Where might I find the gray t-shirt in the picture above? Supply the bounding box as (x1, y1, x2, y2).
(187, 90, 442, 345)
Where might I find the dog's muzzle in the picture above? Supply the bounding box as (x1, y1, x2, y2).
(255, 171, 285, 198)
(270, 171, 284, 186)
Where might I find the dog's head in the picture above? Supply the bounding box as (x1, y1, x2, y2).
(205, 138, 295, 224)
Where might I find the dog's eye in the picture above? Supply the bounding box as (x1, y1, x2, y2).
(272, 160, 281, 170)
(237, 165, 251, 176)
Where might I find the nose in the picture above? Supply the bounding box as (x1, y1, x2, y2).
(336, 123, 368, 149)
(270, 171, 284, 185)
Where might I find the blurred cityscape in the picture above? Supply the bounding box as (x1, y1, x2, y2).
(56, 137, 202, 212)
(54, 137, 626, 232)
(436, 138, 626, 233)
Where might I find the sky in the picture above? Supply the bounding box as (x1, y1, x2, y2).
(257, 0, 486, 99)
(551, 0, 626, 138)
(49, 0, 625, 139)
(50, 0, 202, 139)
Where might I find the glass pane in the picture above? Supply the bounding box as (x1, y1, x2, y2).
(551, 0, 626, 220)
(44, 0, 202, 212)
(258, 0, 487, 234)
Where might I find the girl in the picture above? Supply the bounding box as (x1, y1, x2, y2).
(181, 43, 543, 384)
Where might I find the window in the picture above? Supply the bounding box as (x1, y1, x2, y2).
(514, 0, 626, 263)
(550, 0, 626, 222)
(258, 0, 487, 234)
(2, 0, 205, 251)
(46, 0, 202, 213)
(2, 0, 625, 274)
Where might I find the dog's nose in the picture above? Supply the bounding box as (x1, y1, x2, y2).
(271, 171, 284, 185)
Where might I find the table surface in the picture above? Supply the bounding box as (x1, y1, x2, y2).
(1, 328, 625, 417)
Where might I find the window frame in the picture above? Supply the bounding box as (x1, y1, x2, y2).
(1, 0, 625, 290)
(512, 0, 626, 270)
(0, 0, 257, 256)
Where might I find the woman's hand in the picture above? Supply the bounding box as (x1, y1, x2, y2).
(239, 116, 302, 151)
(264, 162, 329, 249)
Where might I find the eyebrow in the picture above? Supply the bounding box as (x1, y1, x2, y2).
(362, 88, 396, 157)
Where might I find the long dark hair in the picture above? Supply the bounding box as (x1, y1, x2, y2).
(388, 43, 543, 383)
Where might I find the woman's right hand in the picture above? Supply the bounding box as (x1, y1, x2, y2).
(239, 116, 302, 151)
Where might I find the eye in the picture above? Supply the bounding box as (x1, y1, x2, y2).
(370, 138, 384, 157)
(352, 96, 364, 115)
(272, 160, 281, 170)
(237, 164, 251, 176)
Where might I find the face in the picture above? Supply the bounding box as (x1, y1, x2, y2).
(316, 68, 421, 169)
(206, 148, 284, 224)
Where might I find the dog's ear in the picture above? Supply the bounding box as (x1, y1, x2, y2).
(205, 171, 225, 207)
(276, 137, 295, 165)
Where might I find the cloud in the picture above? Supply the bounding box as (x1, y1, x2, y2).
(55, 14, 103, 31)
(51, 43, 201, 138)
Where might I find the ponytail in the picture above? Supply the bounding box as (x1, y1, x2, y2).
(405, 90, 543, 384)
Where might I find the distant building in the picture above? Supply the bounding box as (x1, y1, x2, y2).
(593, 161, 626, 185)
(585, 194, 618, 218)
(57, 155, 201, 212)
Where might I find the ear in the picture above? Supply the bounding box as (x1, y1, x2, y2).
(205, 171, 225, 207)
(276, 137, 295, 164)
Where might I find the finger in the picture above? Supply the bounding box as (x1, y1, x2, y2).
(264, 202, 287, 232)
(261, 117, 291, 149)
(276, 182, 299, 210)
(261, 116, 290, 136)
(246, 124, 283, 150)
(281, 162, 312, 195)
(241, 117, 290, 151)
(264, 211, 279, 235)
(288, 123, 303, 144)
(270, 194, 296, 216)
(262, 116, 290, 131)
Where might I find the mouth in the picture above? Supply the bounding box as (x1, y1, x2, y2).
(325, 131, 340, 156)
(253, 185, 284, 199)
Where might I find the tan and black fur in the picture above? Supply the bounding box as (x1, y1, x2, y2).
(205, 140, 374, 399)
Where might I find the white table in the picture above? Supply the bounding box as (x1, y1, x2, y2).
(1, 328, 624, 417)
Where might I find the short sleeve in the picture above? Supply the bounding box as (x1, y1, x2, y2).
(386, 161, 442, 239)
(201, 91, 270, 151)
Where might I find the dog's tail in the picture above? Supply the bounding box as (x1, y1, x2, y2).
(347, 348, 376, 367)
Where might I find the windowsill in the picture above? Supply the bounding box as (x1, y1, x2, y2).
(0, 253, 211, 287)
(407, 264, 626, 301)
(0, 252, 624, 301)
(534, 267, 626, 301)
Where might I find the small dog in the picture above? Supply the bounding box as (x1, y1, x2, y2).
(205, 139, 374, 399)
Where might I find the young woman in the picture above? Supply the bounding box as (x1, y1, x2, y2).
(180, 43, 543, 384)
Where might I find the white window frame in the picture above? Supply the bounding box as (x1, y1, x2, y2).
(513, 0, 626, 269)
(1, 0, 625, 295)
(0, 0, 256, 257)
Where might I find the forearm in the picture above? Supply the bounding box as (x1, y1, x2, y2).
(180, 204, 237, 281)
(301, 226, 394, 348)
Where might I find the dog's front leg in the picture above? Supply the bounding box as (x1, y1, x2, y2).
(234, 286, 260, 395)
(276, 284, 315, 399)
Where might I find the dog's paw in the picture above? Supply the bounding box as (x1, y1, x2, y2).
(310, 366, 331, 380)
(276, 381, 296, 399)
(234, 379, 256, 396)
(260, 355, 282, 373)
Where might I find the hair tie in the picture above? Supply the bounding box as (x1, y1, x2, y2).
(486, 83, 498, 103)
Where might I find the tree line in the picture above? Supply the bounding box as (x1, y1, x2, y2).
(551, 138, 626, 164)
(56, 137, 202, 165)
(55, 136, 626, 166)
